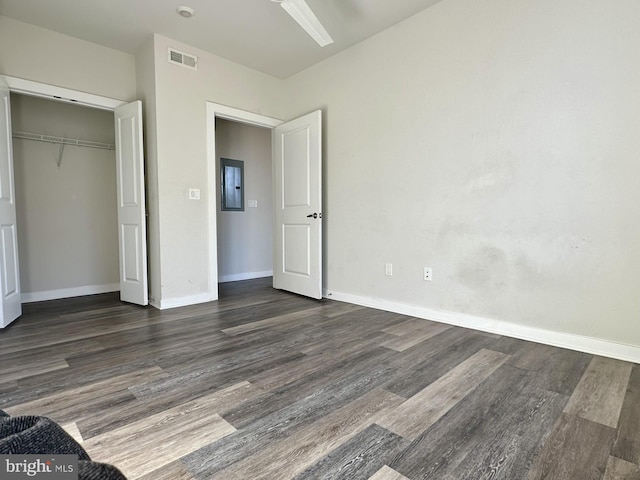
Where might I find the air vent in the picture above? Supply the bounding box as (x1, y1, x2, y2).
(168, 48, 198, 70)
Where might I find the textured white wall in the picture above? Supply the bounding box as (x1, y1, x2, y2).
(215, 119, 273, 280)
(0, 16, 136, 101)
(11, 93, 118, 294)
(283, 0, 640, 345)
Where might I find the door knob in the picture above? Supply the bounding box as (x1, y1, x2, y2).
(306, 213, 322, 219)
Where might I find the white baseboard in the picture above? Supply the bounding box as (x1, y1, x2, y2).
(149, 297, 161, 310)
(22, 283, 120, 303)
(324, 290, 640, 364)
(157, 292, 214, 310)
(219, 270, 273, 283)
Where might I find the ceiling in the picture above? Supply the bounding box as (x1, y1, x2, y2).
(0, 0, 444, 79)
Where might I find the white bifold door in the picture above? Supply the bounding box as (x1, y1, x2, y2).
(0, 80, 22, 327)
(273, 110, 323, 299)
(114, 101, 148, 306)
(0, 94, 148, 328)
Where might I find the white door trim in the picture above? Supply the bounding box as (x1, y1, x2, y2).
(0, 75, 125, 111)
(205, 102, 282, 301)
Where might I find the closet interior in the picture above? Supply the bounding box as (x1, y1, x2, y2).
(10, 93, 119, 303)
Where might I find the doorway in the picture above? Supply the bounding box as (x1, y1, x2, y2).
(215, 118, 273, 285)
(206, 103, 281, 301)
(206, 103, 324, 302)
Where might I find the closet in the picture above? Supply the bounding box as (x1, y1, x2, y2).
(10, 93, 119, 303)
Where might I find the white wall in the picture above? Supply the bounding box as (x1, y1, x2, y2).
(283, 0, 640, 348)
(0, 16, 136, 101)
(215, 119, 273, 282)
(147, 34, 285, 307)
(11, 93, 118, 299)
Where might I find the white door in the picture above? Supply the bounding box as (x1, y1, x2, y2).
(115, 101, 148, 306)
(0, 81, 21, 327)
(273, 110, 322, 299)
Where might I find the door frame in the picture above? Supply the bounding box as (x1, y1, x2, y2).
(0, 74, 146, 308)
(205, 103, 282, 300)
(2, 76, 125, 111)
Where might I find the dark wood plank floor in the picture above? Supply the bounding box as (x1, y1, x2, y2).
(1, 278, 638, 479)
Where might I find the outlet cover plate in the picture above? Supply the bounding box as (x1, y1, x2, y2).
(424, 267, 432, 281)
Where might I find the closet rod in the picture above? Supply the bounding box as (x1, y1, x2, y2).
(12, 131, 115, 151)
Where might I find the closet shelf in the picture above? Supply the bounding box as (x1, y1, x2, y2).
(12, 131, 115, 151)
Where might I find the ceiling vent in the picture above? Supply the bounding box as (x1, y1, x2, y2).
(168, 48, 198, 70)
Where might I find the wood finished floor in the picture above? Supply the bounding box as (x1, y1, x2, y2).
(1, 278, 639, 479)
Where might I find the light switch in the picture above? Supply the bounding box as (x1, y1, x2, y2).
(248, 200, 258, 208)
(189, 188, 201, 200)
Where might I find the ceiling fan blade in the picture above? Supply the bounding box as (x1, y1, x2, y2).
(277, 0, 334, 47)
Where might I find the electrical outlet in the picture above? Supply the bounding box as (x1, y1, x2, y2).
(385, 263, 393, 276)
(188, 188, 201, 200)
(423, 267, 432, 281)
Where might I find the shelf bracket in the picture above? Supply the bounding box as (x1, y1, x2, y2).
(57, 143, 65, 168)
